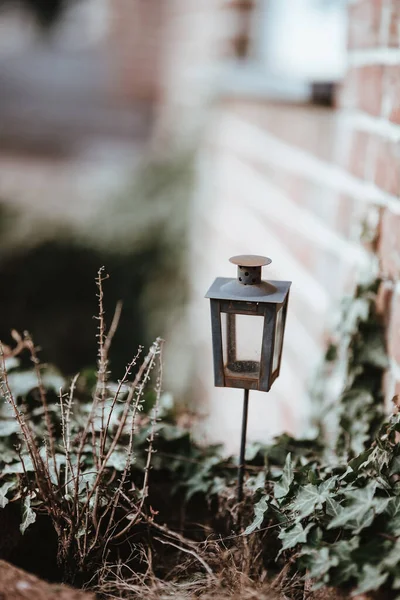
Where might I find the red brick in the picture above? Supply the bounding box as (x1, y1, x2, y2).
(379, 209, 400, 279)
(388, 292, 400, 365)
(383, 66, 400, 125)
(374, 138, 400, 196)
(348, 0, 383, 49)
(348, 131, 373, 179)
(338, 67, 383, 116)
(359, 66, 384, 116)
(228, 100, 338, 162)
(388, 0, 400, 47)
(337, 70, 357, 110)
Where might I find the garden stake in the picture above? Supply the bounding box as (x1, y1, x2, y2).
(237, 388, 249, 503)
(206, 255, 292, 503)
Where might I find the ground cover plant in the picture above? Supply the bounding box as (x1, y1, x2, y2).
(0, 273, 399, 599)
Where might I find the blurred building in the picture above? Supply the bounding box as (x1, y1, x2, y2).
(0, 0, 232, 394)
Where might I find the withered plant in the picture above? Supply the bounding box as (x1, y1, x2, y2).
(92, 536, 283, 600)
(0, 268, 164, 581)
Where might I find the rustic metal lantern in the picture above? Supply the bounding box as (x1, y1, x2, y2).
(205, 255, 291, 501)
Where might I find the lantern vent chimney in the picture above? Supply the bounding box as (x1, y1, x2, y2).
(229, 255, 272, 286)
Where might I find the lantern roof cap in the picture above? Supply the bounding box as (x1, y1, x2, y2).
(229, 255, 272, 267)
(205, 277, 291, 303)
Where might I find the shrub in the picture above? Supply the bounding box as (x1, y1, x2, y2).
(0, 268, 163, 581)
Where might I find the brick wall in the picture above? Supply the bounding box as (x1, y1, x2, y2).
(345, 0, 400, 408)
(191, 0, 400, 451)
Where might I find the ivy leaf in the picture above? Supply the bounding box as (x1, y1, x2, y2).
(347, 483, 389, 513)
(244, 496, 269, 535)
(245, 470, 265, 493)
(364, 446, 392, 475)
(331, 537, 360, 585)
(393, 575, 400, 590)
(306, 525, 323, 548)
(0, 420, 21, 437)
(3, 456, 35, 474)
(185, 455, 222, 500)
(326, 496, 342, 518)
(292, 478, 337, 519)
(329, 504, 376, 533)
(20, 496, 36, 534)
(0, 481, 15, 508)
(47, 453, 66, 485)
(274, 453, 293, 500)
(352, 564, 388, 595)
(389, 454, 400, 476)
(382, 539, 400, 569)
(328, 482, 389, 533)
(4, 356, 20, 372)
(385, 496, 400, 536)
(304, 547, 339, 581)
(8, 369, 64, 398)
(278, 522, 313, 555)
(245, 443, 263, 461)
(358, 330, 388, 369)
(307, 470, 318, 485)
(348, 448, 373, 473)
(105, 450, 130, 471)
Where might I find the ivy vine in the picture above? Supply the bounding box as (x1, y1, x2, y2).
(245, 279, 400, 595)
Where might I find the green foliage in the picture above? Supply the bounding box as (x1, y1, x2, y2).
(244, 279, 400, 594)
(278, 522, 314, 555)
(0, 353, 237, 534)
(274, 452, 293, 499)
(244, 409, 400, 593)
(20, 496, 36, 534)
(1, 276, 397, 597)
(244, 496, 269, 535)
(316, 280, 387, 458)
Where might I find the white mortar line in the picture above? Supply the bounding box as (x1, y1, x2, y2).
(340, 110, 400, 142)
(348, 48, 400, 66)
(218, 113, 400, 212)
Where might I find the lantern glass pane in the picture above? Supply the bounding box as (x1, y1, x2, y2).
(221, 312, 264, 381)
(272, 307, 284, 373)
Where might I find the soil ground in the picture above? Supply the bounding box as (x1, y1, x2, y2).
(0, 561, 94, 600)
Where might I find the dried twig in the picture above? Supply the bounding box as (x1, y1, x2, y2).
(25, 333, 59, 487)
(154, 536, 215, 580)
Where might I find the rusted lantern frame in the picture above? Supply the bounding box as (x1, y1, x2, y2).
(205, 256, 291, 503)
(208, 291, 290, 392)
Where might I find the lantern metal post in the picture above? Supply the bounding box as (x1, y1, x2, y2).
(237, 388, 249, 503)
(205, 255, 291, 506)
